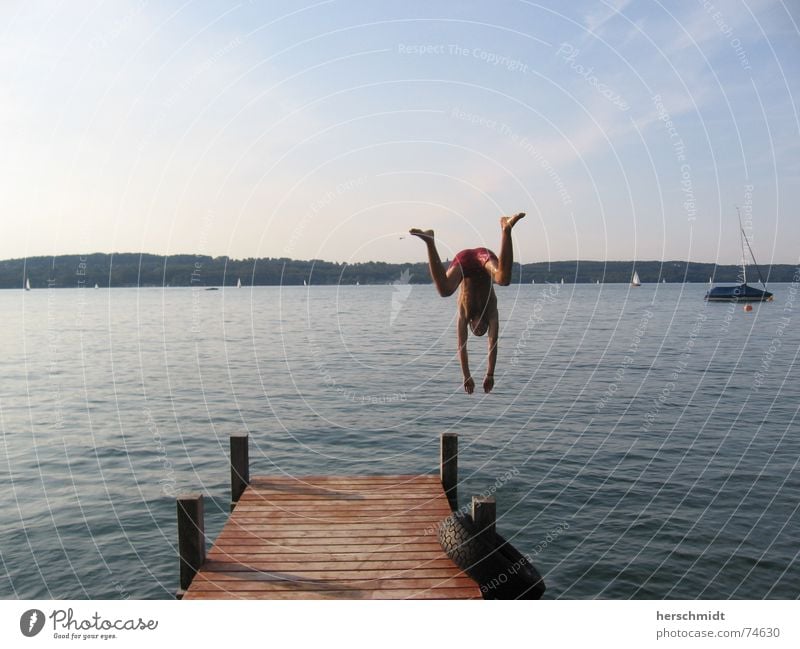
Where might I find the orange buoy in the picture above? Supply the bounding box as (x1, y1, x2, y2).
(744, 304, 753, 312)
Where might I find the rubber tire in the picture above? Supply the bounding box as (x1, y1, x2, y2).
(438, 511, 546, 600)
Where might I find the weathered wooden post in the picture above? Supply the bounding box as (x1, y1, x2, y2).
(176, 493, 206, 598)
(440, 432, 458, 510)
(472, 496, 496, 548)
(230, 433, 250, 510)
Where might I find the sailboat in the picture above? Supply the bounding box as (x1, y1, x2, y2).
(25, 277, 31, 291)
(560, 278, 564, 285)
(236, 278, 242, 288)
(705, 209, 773, 302)
(303, 279, 307, 286)
(94, 283, 99, 289)
(631, 271, 641, 287)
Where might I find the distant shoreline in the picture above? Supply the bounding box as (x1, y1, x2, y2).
(2, 253, 797, 289)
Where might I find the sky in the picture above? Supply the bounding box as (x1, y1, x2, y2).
(1, 0, 798, 265)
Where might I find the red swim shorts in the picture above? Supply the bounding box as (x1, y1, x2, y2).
(449, 247, 498, 279)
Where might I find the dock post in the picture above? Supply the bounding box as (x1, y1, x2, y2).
(230, 433, 250, 510)
(471, 496, 496, 548)
(176, 494, 206, 598)
(440, 432, 458, 510)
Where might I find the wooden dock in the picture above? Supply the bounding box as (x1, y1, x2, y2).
(177, 434, 482, 599)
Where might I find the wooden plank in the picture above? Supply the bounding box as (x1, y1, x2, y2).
(239, 489, 446, 507)
(248, 475, 437, 484)
(208, 546, 450, 563)
(227, 515, 445, 524)
(228, 503, 450, 513)
(183, 587, 480, 600)
(188, 577, 476, 592)
(245, 480, 441, 492)
(203, 555, 453, 572)
(221, 516, 442, 532)
(210, 537, 443, 548)
(215, 527, 439, 540)
(245, 478, 440, 487)
(209, 532, 441, 552)
(195, 568, 474, 582)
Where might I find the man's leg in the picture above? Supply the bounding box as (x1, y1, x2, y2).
(410, 229, 462, 297)
(487, 213, 525, 286)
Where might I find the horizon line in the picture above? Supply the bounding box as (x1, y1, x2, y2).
(5, 252, 797, 267)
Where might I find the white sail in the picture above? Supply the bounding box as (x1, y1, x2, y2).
(631, 271, 641, 287)
(237, 278, 242, 288)
(25, 277, 31, 290)
(94, 283, 99, 289)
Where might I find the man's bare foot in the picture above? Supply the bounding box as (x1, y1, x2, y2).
(500, 212, 525, 232)
(409, 228, 435, 242)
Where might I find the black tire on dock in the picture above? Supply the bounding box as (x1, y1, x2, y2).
(437, 511, 546, 600)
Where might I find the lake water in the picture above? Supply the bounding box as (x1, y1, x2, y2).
(1, 282, 798, 599)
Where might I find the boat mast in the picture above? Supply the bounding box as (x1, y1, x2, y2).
(738, 207, 769, 291)
(737, 207, 747, 285)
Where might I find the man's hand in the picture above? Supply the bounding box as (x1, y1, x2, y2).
(463, 376, 475, 394)
(483, 374, 494, 393)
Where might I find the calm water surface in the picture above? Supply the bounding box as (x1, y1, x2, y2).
(1, 283, 798, 599)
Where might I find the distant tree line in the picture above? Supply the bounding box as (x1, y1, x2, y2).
(1, 253, 795, 289)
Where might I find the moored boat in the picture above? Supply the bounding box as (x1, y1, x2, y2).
(705, 209, 772, 303)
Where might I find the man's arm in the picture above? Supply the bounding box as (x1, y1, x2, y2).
(484, 313, 499, 393)
(457, 311, 474, 394)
